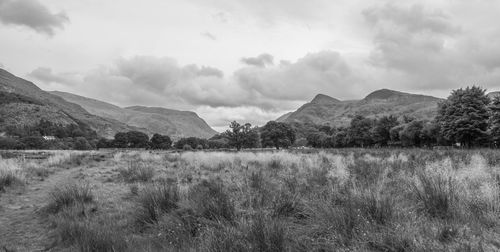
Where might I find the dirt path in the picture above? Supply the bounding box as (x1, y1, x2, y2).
(0, 167, 77, 252)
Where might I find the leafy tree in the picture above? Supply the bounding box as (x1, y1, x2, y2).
(371, 115, 399, 146)
(389, 125, 405, 145)
(400, 120, 424, 147)
(420, 122, 440, 147)
(74, 137, 92, 150)
(437, 86, 490, 147)
(260, 121, 295, 149)
(0, 137, 24, 150)
(126, 131, 150, 148)
(224, 121, 261, 150)
(97, 138, 113, 149)
(175, 137, 208, 150)
(348, 115, 374, 147)
(21, 136, 45, 149)
(113, 132, 128, 148)
(149, 134, 172, 149)
(306, 131, 328, 148)
(489, 96, 500, 147)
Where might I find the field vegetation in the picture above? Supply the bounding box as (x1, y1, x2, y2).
(2, 149, 500, 251)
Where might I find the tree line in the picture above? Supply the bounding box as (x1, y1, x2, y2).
(1, 86, 498, 150)
(303, 86, 499, 148)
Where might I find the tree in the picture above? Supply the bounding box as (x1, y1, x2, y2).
(348, 115, 374, 147)
(306, 131, 328, 148)
(97, 138, 112, 149)
(126, 131, 150, 148)
(0, 137, 24, 150)
(371, 115, 399, 146)
(149, 134, 172, 150)
(21, 136, 45, 149)
(489, 96, 500, 147)
(420, 122, 440, 147)
(260, 121, 296, 149)
(437, 86, 490, 147)
(113, 132, 128, 148)
(224, 121, 260, 151)
(74, 137, 92, 150)
(400, 120, 424, 147)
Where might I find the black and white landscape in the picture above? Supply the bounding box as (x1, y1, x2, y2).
(1, 0, 500, 251)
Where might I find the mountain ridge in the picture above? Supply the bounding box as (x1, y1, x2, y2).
(0, 68, 142, 138)
(50, 91, 217, 139)
(279, 89, 443, 126)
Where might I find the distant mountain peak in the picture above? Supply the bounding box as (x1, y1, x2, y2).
(310, 94, 340, 104)
(364, 89, 405, 100)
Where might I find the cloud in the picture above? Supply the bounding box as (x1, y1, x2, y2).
(201, 32, 216, 40)
(236, 51, 359, 101)
(188, 0, 331, 24)
(241, 53, 274, 67)
(355, 2, 500, 96)
(28, 67, 81, 85)
(0, 0, 68, 36)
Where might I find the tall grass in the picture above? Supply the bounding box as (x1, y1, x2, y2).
(45, 183, 94, 213)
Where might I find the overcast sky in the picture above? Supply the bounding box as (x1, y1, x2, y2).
(1, 0, 500, 131)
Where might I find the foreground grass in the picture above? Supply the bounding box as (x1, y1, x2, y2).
(37, 149, 500, 251)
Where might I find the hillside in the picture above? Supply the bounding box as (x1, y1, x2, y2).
(50, 91, 217, 139)
(0, 68, 141, 138)
(280, 89, 443, 126)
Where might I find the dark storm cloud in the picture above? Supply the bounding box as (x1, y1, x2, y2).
(241, 53, 274, 67)
(0, 0, 68, 36)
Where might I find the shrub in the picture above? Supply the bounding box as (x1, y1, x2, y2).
(183, 144, 193, 151)
(361, 192, 395, 226)
(46, 183, 94, 213)
(247, 213, 287, 252)
(189, 180, 235, 223)
(0, 169, 24, 191)
(410, 171, 457, 219)
(136, 181, 179, 224)
(199, 225, 247, 252)
(119, 161, 155, 183)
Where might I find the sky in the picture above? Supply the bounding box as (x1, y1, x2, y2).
(1, 0, 500, 132)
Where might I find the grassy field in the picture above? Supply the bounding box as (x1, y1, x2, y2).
(1, 149, 500, 251)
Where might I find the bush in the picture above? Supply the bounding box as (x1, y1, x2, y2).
(46, 183, 94, 213)
(247, 213, 287, 252)
(410, 171, 457, 219)
(119, 161, 155, 183)
(0, 169, 24, 191)
(183, 144, 193, 151)
(189, 180, 235, 223)
(136, 181, 179, 224)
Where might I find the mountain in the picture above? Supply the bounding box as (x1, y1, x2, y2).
(50, 91, 217, 139)
(488, 91, 500, 99)
(0, 68, 141, 138)
(280, 89, 443, 126)
(310, 94, 340, 104)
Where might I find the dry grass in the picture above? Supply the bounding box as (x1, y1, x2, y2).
(15, 148, 500, 251)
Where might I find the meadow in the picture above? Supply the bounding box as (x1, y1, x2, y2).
(1, 148, 500, 251)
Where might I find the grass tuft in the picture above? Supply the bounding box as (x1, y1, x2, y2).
(45, 183, 94, 214)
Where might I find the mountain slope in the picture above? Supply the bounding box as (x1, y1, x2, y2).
(281, 89, 442, 126)
(0, 68, 141, 138)
(50, 91, 217, 139)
